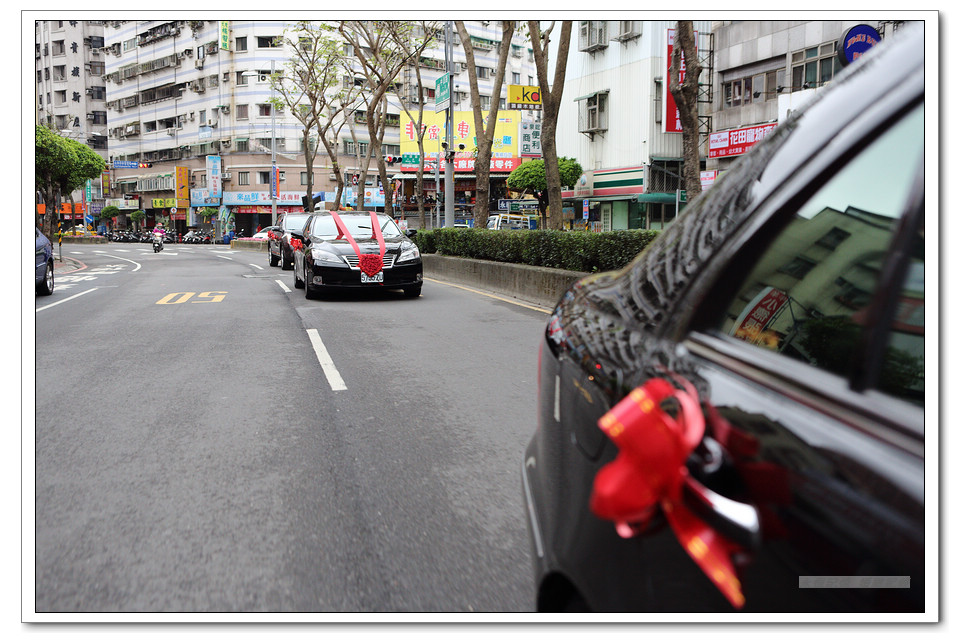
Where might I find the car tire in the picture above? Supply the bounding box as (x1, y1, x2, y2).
(294, 263, 304, 289)
(269, 246, 279, 267)
(403, 284, 422, 298)
(304, 268, 318, 300)
(280, 246, 291, 270)
(37, 260, 54, 296)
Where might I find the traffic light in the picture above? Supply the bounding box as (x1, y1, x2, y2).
(137, 162, 153, 168)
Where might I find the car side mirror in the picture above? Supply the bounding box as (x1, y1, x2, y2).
(406, 229, 417, 238)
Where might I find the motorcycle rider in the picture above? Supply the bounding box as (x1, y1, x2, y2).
(152, 223, 165, 251)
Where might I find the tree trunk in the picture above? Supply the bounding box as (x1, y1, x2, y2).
(529, 21, 572, 230)
(670, 21, 704, 202)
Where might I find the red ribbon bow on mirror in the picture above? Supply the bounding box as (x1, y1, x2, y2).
(329, 211, 386, 277)
(590, 377, 746, 609)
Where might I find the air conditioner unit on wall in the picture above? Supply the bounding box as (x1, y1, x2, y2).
(221, 172, 231, 180)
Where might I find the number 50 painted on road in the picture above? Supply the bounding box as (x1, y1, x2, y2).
(156, 291, 227, 305)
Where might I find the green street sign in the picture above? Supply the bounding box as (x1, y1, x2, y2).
(435, 73, 451, 113)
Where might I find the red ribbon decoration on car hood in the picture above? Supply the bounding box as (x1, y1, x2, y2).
(590, 377, 746, 609)
(329, 211, 386, 277)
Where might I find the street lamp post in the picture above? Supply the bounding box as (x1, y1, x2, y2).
(270, 59, 277, 227)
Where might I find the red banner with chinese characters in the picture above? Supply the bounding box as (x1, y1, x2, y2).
(709, 124, 777, 159)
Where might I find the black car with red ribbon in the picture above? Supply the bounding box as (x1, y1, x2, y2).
(290, 211, 423, 299)
(269, 212, 311, 270)
(522, 24, 926, 613)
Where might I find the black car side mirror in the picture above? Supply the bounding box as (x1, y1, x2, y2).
(406, 230, 417, 238)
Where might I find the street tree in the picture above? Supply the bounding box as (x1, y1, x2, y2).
(271, 22, 344, 212)
(129, 210, 145, 230)
(669, 20, 705, 202)
(99, 204, 120, 230)
(528, 20, 572, 230)
(338, 21, 431, 216)
(505, 157, 582, 221)
(388, 20, 440, 229)
(35, 124, 105, 236)
(454, 20, 515, 231)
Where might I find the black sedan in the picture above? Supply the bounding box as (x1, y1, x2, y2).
(268, 212, 311, 270)
(35, 227, 54, 296)
(523, 25, 926, 613)
(291, 211, 422, 298)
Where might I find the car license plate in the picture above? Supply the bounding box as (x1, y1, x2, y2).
(361, 271, 383, 284)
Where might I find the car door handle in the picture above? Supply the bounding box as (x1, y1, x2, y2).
(682, 475, 761, 552)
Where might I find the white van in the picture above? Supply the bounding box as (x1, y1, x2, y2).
(486, 214, 536, 230)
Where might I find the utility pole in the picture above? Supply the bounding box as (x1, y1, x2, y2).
(443, 20, 454, 228)
(270, 59, 278, 226)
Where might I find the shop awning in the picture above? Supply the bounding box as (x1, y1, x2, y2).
(564, 193, 680, 205)
(637, 192, 681, 204)
(573, 89, 610, 101)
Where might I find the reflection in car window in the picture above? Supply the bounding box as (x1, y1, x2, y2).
(714, 103, 924, 387)
(877, 228, 924, 405)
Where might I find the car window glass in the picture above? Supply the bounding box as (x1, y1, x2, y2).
(876, 226, 924, 405)
(310, 216, 402, 239)
(710, 103, 924, 384)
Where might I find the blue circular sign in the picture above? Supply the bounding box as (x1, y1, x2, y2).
(839, 24, 882, 67)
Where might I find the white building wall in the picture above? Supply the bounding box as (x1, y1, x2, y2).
(554, 20, 713, 173)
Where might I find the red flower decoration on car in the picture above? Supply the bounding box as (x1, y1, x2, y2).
(290, 238, 303, 252)
(358, 253, 383, 277)
(590, 376, 746, 609)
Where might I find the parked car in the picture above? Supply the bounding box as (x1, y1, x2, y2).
(253, 226, 280, 240)
(291, 211, 423, 299)
(269, 213, 311, 270)
(522, 25, 925, 613)
(35, 227, 54, 296)
(486, 213, 536, 230)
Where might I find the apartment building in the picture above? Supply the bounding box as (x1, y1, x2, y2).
(35, 19, 109, 224)
(553, 19, 913, 232)
(96, 19, 537, 234)
(707, 20, 907, 174)
(554, 19, 714, 231)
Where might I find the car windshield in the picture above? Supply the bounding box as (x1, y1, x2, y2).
(310, 214, 403, 240)
(283, 215, 310, 232)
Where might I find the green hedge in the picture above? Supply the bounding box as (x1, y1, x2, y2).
(412, 228, 660, 273)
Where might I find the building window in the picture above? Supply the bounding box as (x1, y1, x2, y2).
(237, 171, 250, 185)
(258, 171, 270, 184)
(258, 103, 272, 117)
(791, 41, 838, 90)
(816, 227, 852, 250)
(512, 72, 521, 84)
(479, 95, 491, 110)
(235, 139, 249, 152)
(257, 36, 279, 48)
(51, 40, 65, 56)
(236, 71, 249, 86)
(53, 65, 66, 82)
(300, 172, 316, 185)
(778, 256, 817, 279)
(579, 21, 608, 52)
(577, 91, 608, 134)
(235, 36, 247, 51)
(236, 104, 248, 119)
(616, 21, 641, 40)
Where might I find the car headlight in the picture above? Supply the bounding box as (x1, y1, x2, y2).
(398, 241, 421, 263)
(312, 249, 343, 265)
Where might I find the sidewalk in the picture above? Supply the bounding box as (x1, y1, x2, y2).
(53, 250, 85, 274)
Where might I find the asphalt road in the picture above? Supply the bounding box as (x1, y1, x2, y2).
(32, 242, 548, 614)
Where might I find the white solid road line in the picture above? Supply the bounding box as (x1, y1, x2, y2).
(275, 280, 291, 293)
(36, 288, 98, 312)
(306, 329, 347, 391)
(249, 264, 263, 270)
